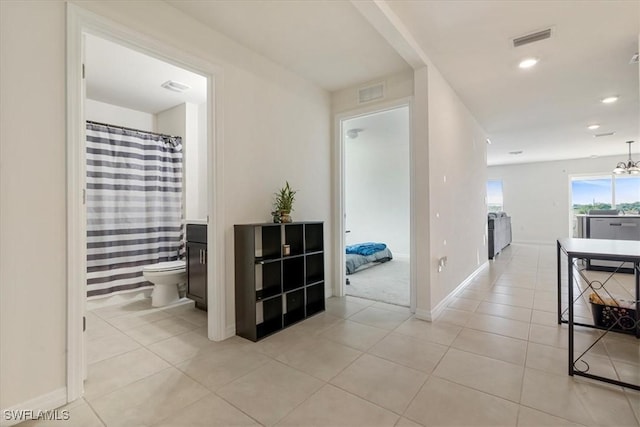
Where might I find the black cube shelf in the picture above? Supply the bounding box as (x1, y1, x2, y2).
(234, 222, 326, 341)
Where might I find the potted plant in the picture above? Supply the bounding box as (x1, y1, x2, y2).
(273, 181, 296, 223)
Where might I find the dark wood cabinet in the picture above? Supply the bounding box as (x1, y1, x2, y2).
(234, 222, 325, 341)
(186, 224, 207, 310)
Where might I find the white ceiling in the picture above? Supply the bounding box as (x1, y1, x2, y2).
(85, 34, 207, 114)
(385, 1, 640, 166)
(166, 0, 410, 92)
(87, 1, 639, 166)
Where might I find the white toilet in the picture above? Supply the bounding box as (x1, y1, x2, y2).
(143, 260, 187, 307)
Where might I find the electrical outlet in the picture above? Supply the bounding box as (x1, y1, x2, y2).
(437, 256, 448, 272)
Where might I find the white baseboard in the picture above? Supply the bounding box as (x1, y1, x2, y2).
(414, 308, 432, 321)
(1, 387, 67, 427)
(414, 261, 489, 322)
(223, 324, 236, 340)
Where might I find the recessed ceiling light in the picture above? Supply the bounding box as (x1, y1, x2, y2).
(518, 58, 538, 69)
(587, 124, 600, 130)
(486, 138, 492, 145)
(601, 96, 618, 104)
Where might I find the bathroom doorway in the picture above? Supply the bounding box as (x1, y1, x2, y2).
(83, 33, 207, 305)
(66, 4, 224, 401)
(81, 32, 209, 379)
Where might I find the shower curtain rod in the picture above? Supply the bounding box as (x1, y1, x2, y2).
(86, 120, 178, 139)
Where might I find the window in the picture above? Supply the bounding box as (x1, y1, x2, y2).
(487, 180, 503, 212)
(572, 175, 640, 214)
(571, 176, 612, 214)
(571, 174, 640, 237)
(615, 175, 640, 213)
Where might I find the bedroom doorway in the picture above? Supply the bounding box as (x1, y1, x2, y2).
(341, 105, 411, 306)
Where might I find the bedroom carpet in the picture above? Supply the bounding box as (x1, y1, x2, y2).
(346, 256, 410, 306)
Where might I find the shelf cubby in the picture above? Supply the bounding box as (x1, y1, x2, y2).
(306, 252, 324, 285)
(285, 224, 304, 256)
(256, 225, 282, 260)
(256, 296, 283, 339)
(283, 256, 305, 292)
(284, 288, 305, 326)
(305, 223, 324, 253)
(306, 282, 325, 317)
(255, 260, 281, 300)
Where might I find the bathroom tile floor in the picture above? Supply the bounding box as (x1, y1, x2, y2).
(20, 244, 639, 426)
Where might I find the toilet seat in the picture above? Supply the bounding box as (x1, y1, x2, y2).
(143, 260, 186, 273)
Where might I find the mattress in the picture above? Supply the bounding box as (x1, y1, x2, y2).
(346, 247, 393, 275)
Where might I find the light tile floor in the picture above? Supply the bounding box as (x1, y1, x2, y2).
(20, 244, 639, 426)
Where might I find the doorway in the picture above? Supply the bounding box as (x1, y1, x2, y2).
(67, 4, 225, 402)
(339, 104, 411, 307)
(84, 33, 208, 306)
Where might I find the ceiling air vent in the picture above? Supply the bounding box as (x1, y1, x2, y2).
(161, 80, 191, 93)
(513, 28, 552, 48)
(358, 82, 385, 104)
(594, 132, 616, 138)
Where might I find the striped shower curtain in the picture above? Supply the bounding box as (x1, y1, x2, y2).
(86, 122, 183, 298)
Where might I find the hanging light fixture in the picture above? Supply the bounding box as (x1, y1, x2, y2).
(613, 141, 640, 174)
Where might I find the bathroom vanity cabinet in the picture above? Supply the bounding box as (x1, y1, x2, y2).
(234, 222, 325, 341)
(186, 224, 207, 310)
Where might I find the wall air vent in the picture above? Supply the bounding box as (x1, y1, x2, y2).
(358, 82, 385, 104)
(594, 132, 616, 138)
(513, 28, 552, 48)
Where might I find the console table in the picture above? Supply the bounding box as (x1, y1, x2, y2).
(556, 238, 639, 390)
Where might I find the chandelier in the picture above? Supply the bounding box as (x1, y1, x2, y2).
(613, 141, 639, 175)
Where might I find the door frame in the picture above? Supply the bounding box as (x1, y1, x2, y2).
(333, 97, 416, 312)
(66, 4, 227, 402)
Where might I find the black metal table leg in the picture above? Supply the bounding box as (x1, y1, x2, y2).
(567, 254, 574, 376)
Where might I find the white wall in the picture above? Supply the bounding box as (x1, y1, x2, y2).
(488, 155, 625, 244)
(196, 103, 208, 220)
(1, 0, 67, 411)
(424, 65, 488, 315)
(85, 98, 155, 131)
(157, 102, 207, 221)
(1, 0, 331, 411)
(344, 107, 410, 256)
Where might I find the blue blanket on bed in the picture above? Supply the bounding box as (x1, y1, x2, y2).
(346, 242, 387, 256)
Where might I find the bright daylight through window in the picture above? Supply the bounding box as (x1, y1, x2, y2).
(571, 175, 640, 236)
(572, 175, 640, 214)
(487, 180, 504, 212)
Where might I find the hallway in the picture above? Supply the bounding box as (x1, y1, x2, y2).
(22, 244, 640, 426)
